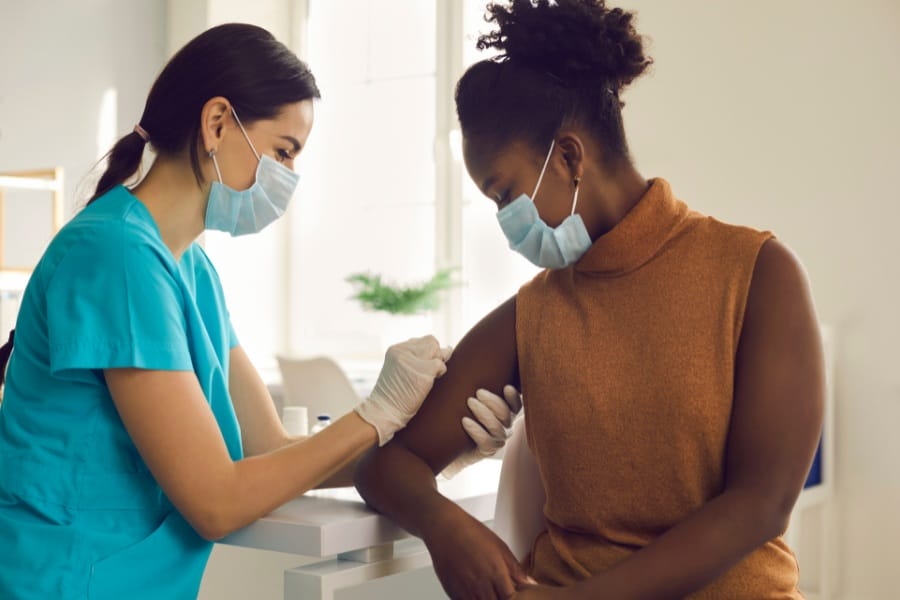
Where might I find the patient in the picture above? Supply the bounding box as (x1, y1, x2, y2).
(354, 1, 824, 598)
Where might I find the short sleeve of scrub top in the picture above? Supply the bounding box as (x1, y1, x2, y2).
(44, 219, 194, 376)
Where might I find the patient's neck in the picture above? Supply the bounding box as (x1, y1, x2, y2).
(578, 162, 650, 241)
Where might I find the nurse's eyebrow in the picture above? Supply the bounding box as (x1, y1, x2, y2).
(280, 135, 302, 153)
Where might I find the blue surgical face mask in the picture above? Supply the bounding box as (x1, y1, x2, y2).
(496, 140, 593, 269)
(205, 107, 300, 236)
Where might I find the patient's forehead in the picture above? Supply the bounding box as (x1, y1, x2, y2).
(463, 137, 540, 197)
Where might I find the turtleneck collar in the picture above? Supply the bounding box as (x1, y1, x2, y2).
(573, 178, 690, 276)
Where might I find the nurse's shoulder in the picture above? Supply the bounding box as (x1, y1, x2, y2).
(39, 184, 177, 285)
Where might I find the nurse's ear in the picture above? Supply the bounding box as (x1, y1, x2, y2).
(199, 97, 231, 155)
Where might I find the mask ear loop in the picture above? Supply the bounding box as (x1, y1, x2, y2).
(208, 149, 223, 183)
(532, 139, 556, 200)
(230, 106, 261, 161)
(570, 175, 581, 216)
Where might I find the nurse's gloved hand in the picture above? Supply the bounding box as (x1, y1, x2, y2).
(355, 336, 453, 446)
(441, 385, 523, 479)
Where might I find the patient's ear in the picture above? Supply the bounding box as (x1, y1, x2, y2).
(555, 132, 586, 183)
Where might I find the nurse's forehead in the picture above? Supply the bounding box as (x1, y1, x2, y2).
(252, 103, 313, 147)
(256, 101, 312, 129)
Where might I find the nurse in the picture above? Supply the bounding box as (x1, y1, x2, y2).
(0, 24, 518, 599)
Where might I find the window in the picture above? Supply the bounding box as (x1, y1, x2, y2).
(207, 0, 538, 369)
(288, 0, 439, 361)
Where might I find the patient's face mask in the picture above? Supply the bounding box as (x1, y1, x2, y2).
(205, 107, 300, 237)
(496, 140, 593, 269)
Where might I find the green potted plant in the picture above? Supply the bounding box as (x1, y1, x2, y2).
(346, 268, 457, 349)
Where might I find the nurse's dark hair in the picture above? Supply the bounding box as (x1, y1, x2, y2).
(455, 0, 651, 164)
(88, 23, 320, 204)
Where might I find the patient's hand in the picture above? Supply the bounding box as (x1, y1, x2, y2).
(422, 504, 534, 599)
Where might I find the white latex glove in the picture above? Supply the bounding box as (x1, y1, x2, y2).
(355, 336, 453, 446)
(441, 385, 523, 479)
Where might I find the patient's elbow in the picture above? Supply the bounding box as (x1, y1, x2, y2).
(747, 492, 797, 544)
(769, 495, 797, 539)
(352, 448, 379, 501)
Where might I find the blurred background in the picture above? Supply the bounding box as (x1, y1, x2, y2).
(1, 1, 897, 599)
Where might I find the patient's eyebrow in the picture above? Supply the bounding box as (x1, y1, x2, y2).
(480, 175, 497, 197)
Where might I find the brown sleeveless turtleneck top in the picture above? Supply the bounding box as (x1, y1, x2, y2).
(517, 178, 801, 597)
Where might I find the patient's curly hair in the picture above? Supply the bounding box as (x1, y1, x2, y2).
(456, 0, 652, 163)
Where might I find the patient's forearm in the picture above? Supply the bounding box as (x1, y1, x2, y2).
(354, 442, 455, 538)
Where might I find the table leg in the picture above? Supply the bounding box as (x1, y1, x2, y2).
(283, 540, 440, 600)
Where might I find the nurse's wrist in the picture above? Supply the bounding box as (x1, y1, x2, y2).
(352, 400, 402, 446)
(346, 409, 380, 447)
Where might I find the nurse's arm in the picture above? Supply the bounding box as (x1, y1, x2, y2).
(228, 345, 291, 456)
(354, 296, 519, 540)
(227, 346, 363, 488)
(105, 367, 378, 541)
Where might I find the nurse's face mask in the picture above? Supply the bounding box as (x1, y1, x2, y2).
(205, 107, 300, 236)
(496, 140, 593, 269)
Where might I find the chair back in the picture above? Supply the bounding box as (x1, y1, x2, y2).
(275, 355, 360, 421)
(492, 417, 548, 562)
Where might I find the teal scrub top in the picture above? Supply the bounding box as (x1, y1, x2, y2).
(0, 185, 244, 599)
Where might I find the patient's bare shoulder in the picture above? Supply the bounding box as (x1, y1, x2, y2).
(393, 295, 519, 473)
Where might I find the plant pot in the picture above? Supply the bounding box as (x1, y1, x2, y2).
(379, 313, 433, 354)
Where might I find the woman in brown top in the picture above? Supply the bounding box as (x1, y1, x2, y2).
(355, 1, 825, 598)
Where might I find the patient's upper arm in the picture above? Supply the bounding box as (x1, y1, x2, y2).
(392, 295, 519, 474)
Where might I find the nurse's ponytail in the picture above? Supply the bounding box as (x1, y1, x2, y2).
(88, 23, 320, 204)
(90, 130, 148, 204)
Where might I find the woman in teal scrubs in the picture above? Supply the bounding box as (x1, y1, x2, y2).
(0, 24, 518, 599)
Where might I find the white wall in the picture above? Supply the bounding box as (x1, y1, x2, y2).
(623, 2, 900, 598)
(0, 0, 166, 214)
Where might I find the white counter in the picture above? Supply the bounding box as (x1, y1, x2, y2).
(219, 459, 501, 599)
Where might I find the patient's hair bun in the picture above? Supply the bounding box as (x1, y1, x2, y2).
(477, 0, 652, 93)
